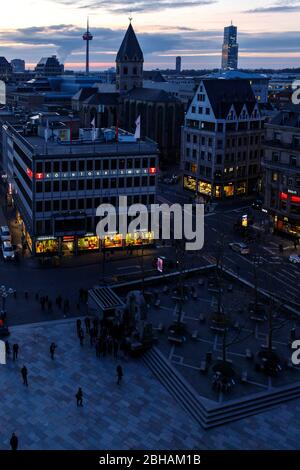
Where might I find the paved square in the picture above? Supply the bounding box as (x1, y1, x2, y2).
(1, 318, 300, 450)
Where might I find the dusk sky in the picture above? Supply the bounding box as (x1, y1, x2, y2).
(0, 0, 300, 70)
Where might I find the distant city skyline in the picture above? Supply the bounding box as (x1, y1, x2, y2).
(0, 0, 300, 70)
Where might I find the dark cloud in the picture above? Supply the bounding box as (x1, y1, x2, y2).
(245, 0, 300, 13)
(55, 0, 217, 14)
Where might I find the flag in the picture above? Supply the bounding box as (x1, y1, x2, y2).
(134, 115, 141, 140)
(44, 119, 49, 142)
(91, 117, 97, 141)
(0, 340, 5, 365)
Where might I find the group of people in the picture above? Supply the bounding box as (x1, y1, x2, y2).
(39, 294, 70, 315)
(76, 317, 124, 361)
(6, 316, 125, 450)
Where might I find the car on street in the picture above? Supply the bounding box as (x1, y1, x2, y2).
(0, 226, 11, 243)
(2, 241, 15, 261)
(229, 242, 250, 255)
(289, 254, 300, 264)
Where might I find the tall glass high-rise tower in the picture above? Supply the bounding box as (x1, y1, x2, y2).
(221, 24, 238, 70)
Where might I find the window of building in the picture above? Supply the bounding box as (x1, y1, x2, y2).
(45, 181, 51, 193)
(290, 155, 297, 167)
(62, 181, 68, 191)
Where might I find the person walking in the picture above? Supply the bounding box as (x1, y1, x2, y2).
(50, 342, 56, 360)
(116, 365, 123, 385)
(5, 341, 11, 359)
(76, 387, 83, 407)
(89, 326, 94, 347)
(13, 343, 19, 361)
(84, 317, 90, 334)
(79, 328, 84, 347)
(76, 319, 82, 337)
(10, 432, 18, 451)
(21, 365, 28, 387)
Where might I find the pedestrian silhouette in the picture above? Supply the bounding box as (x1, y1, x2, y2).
(79, 328, 84, 346)
(21, 365, 28, 386)
(13, 343, 19, 361)
(116, 365, 123, 385)
(10, 432, 18, 451)
(5, 341, 11, 358)
(84, 317, 90, 334)
(50, 342, 56, 360)
(76, 387, 83, 407)
(76, 319, 81, 337)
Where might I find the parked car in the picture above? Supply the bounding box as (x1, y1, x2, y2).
(0, 226, 11, 243)
(229, 242, 250, 255)
(2, 241, 15, 261)
(289, 254, 300, 264)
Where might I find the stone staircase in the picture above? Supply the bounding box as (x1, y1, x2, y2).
(143, 347, 300, 429)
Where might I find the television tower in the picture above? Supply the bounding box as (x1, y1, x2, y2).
(83, 17, 93, 74)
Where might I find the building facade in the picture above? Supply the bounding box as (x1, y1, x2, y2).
(35, 56, 64, 77)
(11, 59, 25, 73)
(0, 57, 13, 81)
(221, 24, 239, 70)
(176, 57, 182, 73)
(2, 122, 158, 256)
(263, 109, 300, 238)
(181, 79, 264, 200)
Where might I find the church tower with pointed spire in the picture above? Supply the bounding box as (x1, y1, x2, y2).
(116, 20, 144, 93)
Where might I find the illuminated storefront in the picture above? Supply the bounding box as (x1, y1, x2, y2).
(223, 184, 234, 197)
(78, 235, 100, 251)
(184, 175, 240, 198)
(62, 236, 75, 254)
(274, 216, 300, 238)
(36, 237, 59, 254)
(236, 182, 247, 196)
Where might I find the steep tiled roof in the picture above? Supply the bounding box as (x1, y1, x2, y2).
(116, 23, 143, 63)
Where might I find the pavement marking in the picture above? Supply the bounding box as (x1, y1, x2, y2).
(280, 268, 299, 280)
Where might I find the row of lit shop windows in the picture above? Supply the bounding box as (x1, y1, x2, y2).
(275, 216, 300, 237)
(183, 176, 246, 198)
(34, 232, 155, 254)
